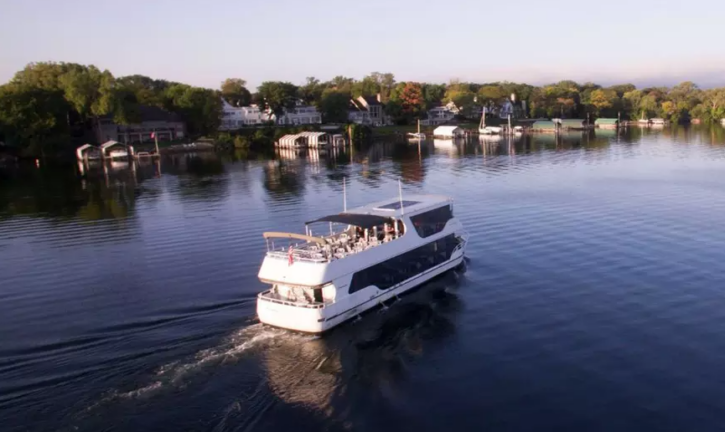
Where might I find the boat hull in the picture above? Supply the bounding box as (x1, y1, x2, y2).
(257, 242, 466, 333)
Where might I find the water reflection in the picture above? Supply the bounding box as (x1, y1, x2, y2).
(3, 125, 725, 222)
(261, 271, 462, 423)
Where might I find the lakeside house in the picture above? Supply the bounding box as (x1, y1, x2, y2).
(423, 105, 457, 126)
(651, 118, 667, 125)
(348, 95, 388, 126)
(220, 99, 321, 130)
(595, 118, 619, 129)
(270, 102, 322, 126)
(95, 105, 186, 144)
(220, 100, 265, 129)
(433, 126, 464, 139)
(498, 95, 527, 120)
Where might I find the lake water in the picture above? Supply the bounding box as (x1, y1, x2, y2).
(3, 126, 725, 432)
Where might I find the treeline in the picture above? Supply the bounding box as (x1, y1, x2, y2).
(2, 62, 725, 157)
(0, 62, 223, 157)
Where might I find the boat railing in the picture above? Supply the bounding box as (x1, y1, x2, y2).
(266, 230, 398, 262)
(257, 291, 326, 309)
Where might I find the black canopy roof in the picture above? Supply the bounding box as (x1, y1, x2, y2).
(306, 213, 392, 229)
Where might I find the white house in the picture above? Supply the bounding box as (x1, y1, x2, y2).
(498, 94, 526, 120)
(433, 126, 464, 139)
(270, 103, 322, 126)
(220, 99, 265, 130)
(721, 118, 725, 126)
(348, 95, 388, 126)
(423, 105, 457, 126)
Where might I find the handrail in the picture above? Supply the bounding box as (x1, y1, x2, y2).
(263, 232, 327, 245)
(257, 292, 326, 309)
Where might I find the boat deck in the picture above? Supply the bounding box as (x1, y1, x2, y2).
(267, 229, 400, 263)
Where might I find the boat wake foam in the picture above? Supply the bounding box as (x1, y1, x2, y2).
(84, 324, 315, 412)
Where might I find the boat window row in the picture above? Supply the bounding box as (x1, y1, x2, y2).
(348, 234, 460, 294)
(409, 205, 453, 238)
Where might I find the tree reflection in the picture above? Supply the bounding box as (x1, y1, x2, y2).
(263, 160, 306, 198)
(0, 162, 139, 221)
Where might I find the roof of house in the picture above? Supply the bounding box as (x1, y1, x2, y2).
(349, 99, 365, 112)
(595, 118, 619, 124)
(360, 95, 382, 106)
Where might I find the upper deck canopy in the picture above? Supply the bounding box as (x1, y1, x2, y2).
(306, 213, 392, 229)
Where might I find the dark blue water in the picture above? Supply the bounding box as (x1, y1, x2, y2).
(3, 126, 725, 432)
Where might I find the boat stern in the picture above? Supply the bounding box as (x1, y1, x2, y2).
(256, 294, 330, 333)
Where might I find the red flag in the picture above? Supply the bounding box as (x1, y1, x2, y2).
(288, 245, 294, 265)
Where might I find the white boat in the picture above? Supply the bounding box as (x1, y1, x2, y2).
(408, 120, 426, 140)
(478, 107, 501, 135)
(256, 194, 468, 333)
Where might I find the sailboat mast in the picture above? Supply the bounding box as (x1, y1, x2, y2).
(343, 178, 347, 212)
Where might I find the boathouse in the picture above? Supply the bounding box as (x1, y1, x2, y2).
(651, 118, 667, 125)
(276, 132, 330, 148)
(297, 132, 329, 148)
(594, 118, 619, 129)
(276, 134, 306, 148)
(531, 121, 557, 132)
(100, 141, 134, 159)
(76, 144, 102, 161)
(433, 126, 464, 139)
(559, 119, 586, 130)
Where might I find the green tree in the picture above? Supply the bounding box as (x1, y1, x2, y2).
(0, 84, 70, 156)
(165, 85, 222, 135)
(318, 89, 350, 123)
(477, 85, 508, 111)
(607, 84, 637, 98)
(220, 78, 251, 107)
(298, 77, 324, 106)
(699, 88, 725, 122)
(588, 89, 617, 116)
(421, 83, 446, 109)
(256, 81, 298, 118)
(639, 93, 659, 118)
(444, 80, 475, 116)
(623, 89, 644, 119)
(328, 76, 354, 93)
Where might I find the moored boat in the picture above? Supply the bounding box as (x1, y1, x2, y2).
(256, 194, 468, 333)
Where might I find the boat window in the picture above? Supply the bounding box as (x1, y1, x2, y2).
(348, 234, 460, 294)
(409, 205, 453, 238)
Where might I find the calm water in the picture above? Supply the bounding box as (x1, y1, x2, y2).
(3, 126, 725, 432)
